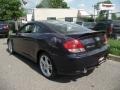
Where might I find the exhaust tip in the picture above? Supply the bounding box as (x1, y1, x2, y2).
(82, 68, 87, 74)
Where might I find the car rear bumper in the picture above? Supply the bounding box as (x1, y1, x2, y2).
(52, 45, 109, 75)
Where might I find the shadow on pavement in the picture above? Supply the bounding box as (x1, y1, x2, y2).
(6, 49, 94, 83)
(0, 38, 7, 46)
(0, 35, 7, 38)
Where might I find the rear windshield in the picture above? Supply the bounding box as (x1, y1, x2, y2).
(44, 21, 92, 34)
(84, 22, 96, 28)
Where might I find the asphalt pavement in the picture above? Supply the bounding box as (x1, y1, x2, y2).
(0, 38, 120, 90)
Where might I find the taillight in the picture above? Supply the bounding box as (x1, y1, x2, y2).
(3, 25, 9, 30)
(108, 24, 113, 34)
(103, 34, 108, 44)
(64, 39, 86, 53)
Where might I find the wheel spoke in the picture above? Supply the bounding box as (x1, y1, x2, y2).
(46, 68, 51, 76)
(40, 58, 46, 65)
(44, 56, 49, 65)
(48, 65, 52, 70)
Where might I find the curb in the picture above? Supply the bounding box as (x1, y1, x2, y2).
(108, 54, 120, 62)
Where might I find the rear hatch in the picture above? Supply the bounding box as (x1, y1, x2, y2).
(67, 31, 106, 52)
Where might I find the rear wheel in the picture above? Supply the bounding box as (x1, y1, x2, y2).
(39, 53, 56, 79)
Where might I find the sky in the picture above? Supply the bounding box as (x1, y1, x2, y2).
(24, 0, 120, 14)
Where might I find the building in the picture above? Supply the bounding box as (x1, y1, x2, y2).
(32, 8, 90, 22)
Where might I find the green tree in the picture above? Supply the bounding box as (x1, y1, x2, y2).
(0, 0, 25, 20)
(36, 0, 69, 8)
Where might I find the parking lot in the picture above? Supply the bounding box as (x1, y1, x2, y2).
(0, 38, 120, 90)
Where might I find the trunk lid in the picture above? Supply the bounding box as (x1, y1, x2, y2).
(67, 31, 106, 51)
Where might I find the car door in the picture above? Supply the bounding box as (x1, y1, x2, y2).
(21, 23, 51, 61)
(13, 24, 35, 55)
(21, 23, 38, 59)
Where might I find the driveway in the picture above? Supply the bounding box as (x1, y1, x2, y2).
(0, 38, 120, 90)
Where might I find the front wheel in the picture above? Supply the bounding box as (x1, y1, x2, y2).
(8, 40, 14, 54)
(39, 53, 56, 79)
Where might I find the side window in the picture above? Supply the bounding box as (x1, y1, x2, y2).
(20, 24, 35, 33)
(35, 24, 49, 33)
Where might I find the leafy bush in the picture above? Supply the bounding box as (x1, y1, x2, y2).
(108, 39, 120, 56)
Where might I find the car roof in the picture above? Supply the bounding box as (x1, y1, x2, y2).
(41, 20, 75, 25)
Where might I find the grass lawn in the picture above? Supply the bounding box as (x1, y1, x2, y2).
(108, 39, 120, 56)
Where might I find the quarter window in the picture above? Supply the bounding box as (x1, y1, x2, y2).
(34, 24, 50, 33)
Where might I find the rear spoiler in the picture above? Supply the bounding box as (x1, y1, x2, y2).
(79, 31, 105, 37)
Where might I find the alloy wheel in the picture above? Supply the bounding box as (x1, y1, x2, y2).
(39, 54, 53, 78)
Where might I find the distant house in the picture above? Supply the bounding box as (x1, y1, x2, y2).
(31, 8, 90, 22)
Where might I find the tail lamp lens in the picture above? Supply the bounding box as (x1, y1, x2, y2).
(103, 34, 108, 44)
(3, 25, 9, 30)
(64, 39, 85, 53)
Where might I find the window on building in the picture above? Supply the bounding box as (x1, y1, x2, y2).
(47, 17, 56, 20)
(65, 17, 73, 22)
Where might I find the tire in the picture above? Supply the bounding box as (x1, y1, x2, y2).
(8, 40, 14, 54)
(83, 68, 95, 76)
(39, 53, 56, 79)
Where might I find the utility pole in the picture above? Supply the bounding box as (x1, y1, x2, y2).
(93, 5, 96, 22)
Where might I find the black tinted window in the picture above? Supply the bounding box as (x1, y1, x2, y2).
(20, 24, 35, 33)
(35, 24, 50, 33)
(113, 21, 120, 26)
(94, 23, 108, 30)
(45, 21, 92, 34)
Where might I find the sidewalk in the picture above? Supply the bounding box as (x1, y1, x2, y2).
(109, 54, 120, 62)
